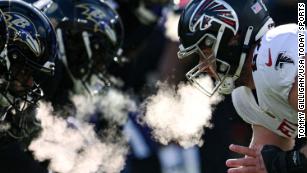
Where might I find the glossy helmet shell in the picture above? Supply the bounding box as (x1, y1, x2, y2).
(44, 0, 124, 79)
(0, 0, 57, 75)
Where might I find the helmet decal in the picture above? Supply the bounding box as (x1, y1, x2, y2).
(5, 12, 41, 56)
(77, 3, 107, 22)
(189, 0, 239, 34)
(77, 3, 117, 43)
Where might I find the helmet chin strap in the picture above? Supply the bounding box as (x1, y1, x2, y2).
(82, 31, 93, 60)
(233, 26, 253, 80)
(220, 17, 274, 95)
(218, 76, 235, 95)
(56, 28, 76, 82)
(218, 26, 254, 95)
(214, 25, 225, 57)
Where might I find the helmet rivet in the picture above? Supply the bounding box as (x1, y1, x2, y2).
(219, 64, 227, 72)
(205, 37, 214, 46)
(12, 54, 17, 59)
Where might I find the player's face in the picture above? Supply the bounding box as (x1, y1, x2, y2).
(9, 64, 34, 96)
(178, 34, 231, 96)
(197, 48, 217, 74)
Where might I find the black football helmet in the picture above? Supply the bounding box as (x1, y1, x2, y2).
(0, 10, 7, 53)
(0, 0, 57, 115)
(40, 0, 124, 95)
(177, 0, 274, 96)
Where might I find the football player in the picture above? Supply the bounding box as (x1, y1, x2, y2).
(0, 0, 57, 143)
(0, 0, 57, 172)
(176, 0, 306, 173)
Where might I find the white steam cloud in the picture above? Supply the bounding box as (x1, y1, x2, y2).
(141, 77, 223, 148)
(29, 88, 136, 173)
(71, 88, 136, 125)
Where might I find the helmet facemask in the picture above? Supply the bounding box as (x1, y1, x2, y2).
(0, 50, 44, 116)
(78, 29, 116, 92)
(56, 25, 119, 95)
(0, 48, 43, 142)
(178, 32, 232, 96)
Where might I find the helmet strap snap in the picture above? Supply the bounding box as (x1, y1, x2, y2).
(233, 26, 253, 80)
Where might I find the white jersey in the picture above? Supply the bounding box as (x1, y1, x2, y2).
(232, 24, 306, 139)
